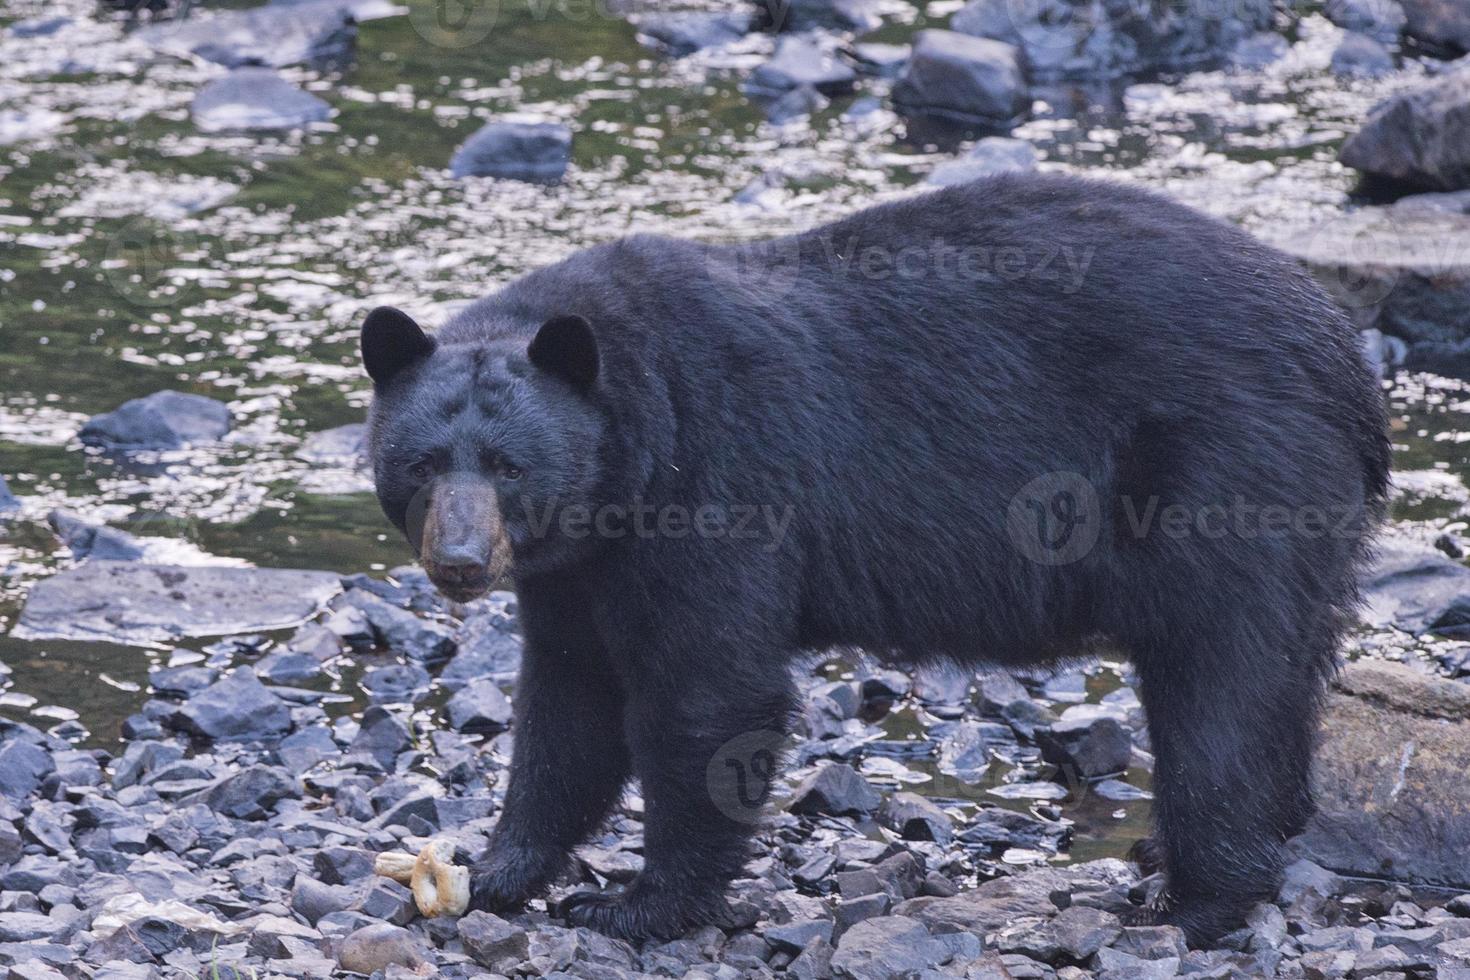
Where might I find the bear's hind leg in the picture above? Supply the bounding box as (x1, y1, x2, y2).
(469, 581, 631, 913)
(1130, 621, 1328, 946)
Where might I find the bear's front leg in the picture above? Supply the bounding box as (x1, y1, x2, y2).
(561, 634, 797, 940)
(468, 581, 631, 913)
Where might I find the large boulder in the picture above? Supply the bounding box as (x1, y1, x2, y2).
(634, 11, 753, 56)
(1326, 0, 1407, 43)
(138, 0, 358, 69)
(168, 669, 294, 742)
(1360, 543, 1470, 635)
(1400, 0, 1470, 54)
(192, 68, 332, 132)
(1341, 71, 1470, 193)
(13, 562, 341, 645)
(78, 390, 231, 451)
(891, 30, 1028, 129)
(1297, 661, 1470, 889)
(951, 0, 1274, 80)
(449, 121, 572, 182)
(1264, 200, 1470, 354)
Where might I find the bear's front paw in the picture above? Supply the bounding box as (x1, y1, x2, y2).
(559, 886, 695, 941)
(467, 855, 552, 914)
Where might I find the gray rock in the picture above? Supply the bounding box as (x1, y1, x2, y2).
(78, 390, 231, 451)
(1112, 924, 1189, 960)
(830, 915, 969, 979)
(789, 762, 882, 816)
(762, 0, 884, 33)
(1229, 31, 1290, 69)
(8, 15, 71, 38)
(339, 590, 454, 665)
(1297, 660, 1470, 889)
(336, 922, 428, 974)
(354, 878, 416, 925)
(15, 562, 340, 646)
(1362, 545, 1470, 634)
(763, 84, 830, 124)
(350, 705, 412, 771)
(877, 792, 954, 844)
(766, 917, 834, 955)
(444, 615, 522, 685)
(202, 765, 300, 819)
(450, 121, 572, 182)
(360, 663, 431, 703)
(291, 877, 354, 925)
(1036, 712, 1131, 780)
(296, 423, 367, 464)
(636, 11, 752, 55)
(927, 137, 1038, 186)
(0, 912, 70, 943)
(999, 906, 1120, 963)
(458, 911, 529, 970)
(139, 0, 358, 69)
(896, 867, 1073, 933)
(148, 665, 217, 698)
(0, 476, 18, 512)
(169, 668, 293, 742)
(1326, 0, 1407, 42)
(747, 36, 858, 96)
(1333, 32, 1396, 77)
(192, 68, 332, 132)
(254, 650, 323, 685)
(1267, 207, 1470, 348)
(0, 741, 54, 803)
(1401, 0, 1470, 53)
(1095, 946, 1180, 978)
(891, 30, 1028, 128)
(445, 680, 513, 734)
(1342, 71, 1470, 192)
(315, 846, 376, 885)
(849, 42, 909, 77)
(952, 0, 1273, 79)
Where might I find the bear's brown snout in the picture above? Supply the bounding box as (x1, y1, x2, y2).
(418, 476, 507, 602)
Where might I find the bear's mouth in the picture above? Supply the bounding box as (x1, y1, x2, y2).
(426, 568, 494, 604)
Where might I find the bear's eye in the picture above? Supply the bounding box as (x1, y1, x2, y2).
(408, 459, 432, 482)
(502, 463, 524, 481)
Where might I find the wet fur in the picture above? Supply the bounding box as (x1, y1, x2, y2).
(365, 173, 1390, 945)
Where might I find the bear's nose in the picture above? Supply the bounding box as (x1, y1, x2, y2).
(431, 547, 488, 583)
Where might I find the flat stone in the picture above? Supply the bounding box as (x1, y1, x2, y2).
(46, 511, 145, 561)
(139, 0, 358, 69)
(458, 911, 529, 970)
(445, 680, 513, 734)
(192, 68, 332, 132)
(15, 562, 340, 645)
(449, 121, 572, 182)
(891, 30, 1028, 128)
(788, 762, 882, 816)
(1036, 713, 1131, 780)
(0, 741, 54, 804)
(168, 668, 293, 742)
(339, 590, 454, 666)
(877, 792, 954, 844)
(746, 35, 858, 96)
(202, 765, 300, 820)
(635, 11, 751, 55)
(78, 391, 231, 451)
(1297, 660, 1470, 889)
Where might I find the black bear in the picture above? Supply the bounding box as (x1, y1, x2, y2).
(361, 173, 1389, 945)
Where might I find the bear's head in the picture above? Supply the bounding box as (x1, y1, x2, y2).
(360, 306, 606, 601)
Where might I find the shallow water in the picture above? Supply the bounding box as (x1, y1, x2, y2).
(0, 0, 1454, 865)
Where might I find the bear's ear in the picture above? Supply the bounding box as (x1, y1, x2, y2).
(362, 306, 435, 387)
(528, 314, 599, 388)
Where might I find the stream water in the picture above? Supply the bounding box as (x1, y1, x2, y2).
(0, 0, 1454, 869)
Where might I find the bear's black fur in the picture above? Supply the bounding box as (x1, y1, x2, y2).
(362, 173, 1390, 946)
